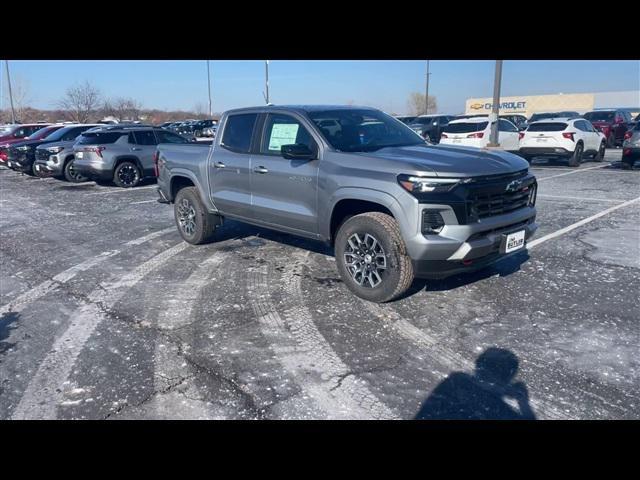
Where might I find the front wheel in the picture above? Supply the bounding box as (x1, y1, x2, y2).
(174, 186, 217, 245)
(335, 212, 414, 303)
(568, 143, 583, 167)
(113, 161, 141, 188)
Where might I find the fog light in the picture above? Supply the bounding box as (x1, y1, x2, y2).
(422, 209, 445, 234)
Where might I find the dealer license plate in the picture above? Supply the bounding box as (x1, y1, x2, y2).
(503, 230, 526, 253)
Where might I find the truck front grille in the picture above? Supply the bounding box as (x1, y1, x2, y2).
(468, 189, 532, 219)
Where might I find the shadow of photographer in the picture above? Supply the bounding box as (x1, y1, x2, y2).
(416, 347, 536, 420)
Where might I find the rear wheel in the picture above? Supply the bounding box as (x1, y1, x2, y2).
(593, 141, 606, 162)
(174, 186, 217, 245)
(335, 212, 414, 303)
(113, 161, 141, 188)
(64, 158, 88, 182)
(568, 142, 583, 167)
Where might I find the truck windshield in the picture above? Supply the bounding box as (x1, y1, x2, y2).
(308, 109, 424, 152)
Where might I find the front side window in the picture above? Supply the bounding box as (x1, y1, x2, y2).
(260, 114, 316, 155)
(221, 113, 258, 153)
(498, 119, 517, 132)
(308, 109, 424, 152)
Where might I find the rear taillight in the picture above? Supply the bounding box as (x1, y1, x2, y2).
(84, 146, 106, 158)
(153, 150, 160, 177)
(624, 131, 632, 140)
(562, 132, 575, 141)
(467, 132, 484, 139)
(441, 133, 448, 139)
(518, 132, 525, 140)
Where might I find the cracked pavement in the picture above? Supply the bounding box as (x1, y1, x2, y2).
(1, 150, 639, 419)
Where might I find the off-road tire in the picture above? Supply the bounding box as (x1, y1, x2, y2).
(174, 186, 217, 245)
(335, 211, 414, 303)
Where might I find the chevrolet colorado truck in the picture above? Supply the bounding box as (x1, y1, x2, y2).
(156, 105, 538, 302)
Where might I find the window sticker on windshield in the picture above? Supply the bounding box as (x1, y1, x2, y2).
(268, 123, 299, 151)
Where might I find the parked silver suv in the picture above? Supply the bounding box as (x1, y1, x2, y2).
(33, 124, 102, 182)
(72, 126, 192, 187)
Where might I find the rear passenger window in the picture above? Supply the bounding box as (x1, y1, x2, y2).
(133, 131, 158, 146)
(221, 114, 258, 153)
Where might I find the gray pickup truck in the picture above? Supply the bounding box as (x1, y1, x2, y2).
(156, 105, 538, 302)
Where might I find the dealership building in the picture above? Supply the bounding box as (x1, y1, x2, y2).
(465, 90, 639, 118)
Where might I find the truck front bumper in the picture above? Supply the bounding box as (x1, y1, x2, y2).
(405, 205, 538, 279)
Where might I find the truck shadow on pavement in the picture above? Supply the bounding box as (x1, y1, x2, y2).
(415, 347, 537, 420)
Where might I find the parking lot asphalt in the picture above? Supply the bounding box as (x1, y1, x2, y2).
(1, 149, 639, 420)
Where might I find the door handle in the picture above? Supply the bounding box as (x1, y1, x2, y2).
(214, 161, 226, 168)
(131, 147, 142, 151)
(253, 166, 269, 174)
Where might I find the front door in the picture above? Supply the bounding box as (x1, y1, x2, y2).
(498, 119, 520, 151)
(250, 112, 320, 234)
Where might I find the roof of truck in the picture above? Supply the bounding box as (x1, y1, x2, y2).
(226, 105, 377, 114)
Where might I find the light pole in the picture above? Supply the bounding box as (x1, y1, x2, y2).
(263, 60, 270, 104)
(206, 60, 212, 117)
(425, 60, 431, 115)
(4, 60, 16, 123)
(488, 60, 503, 147)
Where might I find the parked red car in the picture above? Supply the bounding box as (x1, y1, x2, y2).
(0, 123, 54, 164)
(583, 110, 633, 148)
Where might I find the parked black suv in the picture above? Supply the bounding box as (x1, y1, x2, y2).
(407, 115, 453, 143)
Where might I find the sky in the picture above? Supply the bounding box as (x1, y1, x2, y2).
(1, 60, 638, 115)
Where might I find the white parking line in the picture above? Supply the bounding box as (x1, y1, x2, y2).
(537, 194, 626, 203)
(536, 164, 607, 181)
(90, 185, 157, 195)
(12, 241, 190, 420)
(528, 196, 640, 249)
(0, 227, 175, 315)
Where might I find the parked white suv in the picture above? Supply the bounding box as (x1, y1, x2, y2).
(439, 116, 520, 152)
(519, 118, 606, 167)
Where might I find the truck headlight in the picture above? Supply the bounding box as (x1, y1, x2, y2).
(398, 174, 470, 194)
(47, 146, 64, 154)
(16, 145, 30, 151)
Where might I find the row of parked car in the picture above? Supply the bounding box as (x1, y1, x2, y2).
(0, 122, 200, 186)
(395, 110, 639, 167)
(1, 107, 638, 191)
(396, 109, 638, 149)
(158, 119, 218, 138)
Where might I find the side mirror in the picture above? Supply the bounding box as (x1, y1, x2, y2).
(281, 144, 315, 160)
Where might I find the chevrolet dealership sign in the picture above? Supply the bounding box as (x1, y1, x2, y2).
(465, 93, 598, 117)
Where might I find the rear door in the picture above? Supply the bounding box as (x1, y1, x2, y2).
(249, 112, 320, 234)
(131, 130, 159, 176)
(210, 112, 258, 219)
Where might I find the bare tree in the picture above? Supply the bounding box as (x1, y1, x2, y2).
(58, 81, 101, 123)
(103, 97, 143, 122)
(407, 92, 437, 116)
(2, 74, 32, 122)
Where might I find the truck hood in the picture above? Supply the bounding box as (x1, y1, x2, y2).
(362, 143, 529, 177)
